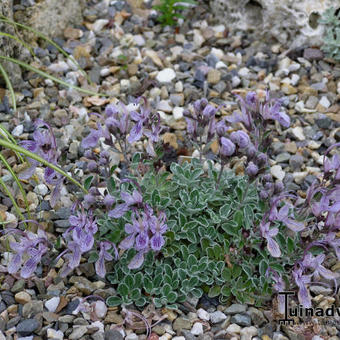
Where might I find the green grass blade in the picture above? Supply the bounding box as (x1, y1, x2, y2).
(0, 16, 86, 77)
(0, 125, 25, 164)
(0, 177, 26, 224)
(0, 62, 16, 112)
(0, 138, 87, 193)
(0, 152, 31, 219)
(0, 32, 34, 56)
(0, 56, 108, 97)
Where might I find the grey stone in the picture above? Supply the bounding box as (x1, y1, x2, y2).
(210, 310, 227, 324)
(303, 48, 324, 61)
(315, 114, 333, 129)
(305, 96, 319, 109)
(276, 152, 291, 163)
(230, 313, 251, 327)
(181, 330, 196, 340)
(6, 315, 21, 329)
(224, 304, 247, 315)
(22, 300, 43, 318)
(16, 318, 40, 336)
(16, 0, 85, 43)
(248, 307, 267, 326)
(289, 154, 304, 171)
(209, 0, 333, 48)
(173, 317, 192, 331)
(281, 326, 305, 340)
(104, 330, 124, 340)
(11, 279, 25, 293)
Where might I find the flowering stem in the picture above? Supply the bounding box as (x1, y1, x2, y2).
(0, 139, 87, 194)
(216, 161, 225, 188)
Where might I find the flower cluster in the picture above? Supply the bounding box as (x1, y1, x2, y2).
(19, 120, 64, 207)
(6, 228, 49, 278)
(60, 208, 118, 278)
(111, 188, 167, 269)
(82, 98, 163, 161)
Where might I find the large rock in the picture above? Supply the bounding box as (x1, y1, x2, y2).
(14, 0, 85, 43)
(0, 0, 23, 88)
(210, 0, 340, 48)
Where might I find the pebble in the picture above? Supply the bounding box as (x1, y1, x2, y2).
(12, 125, 24, 137)
(93, 300, 107, 318)
(224, 304, 247, 315)
(197, 308, 210, 321)
(173, 317, 192, 331)
(14, 291, 31, 304)
(291, 126, 305, 141)
(92, 19, 109, 33)
(69, 325, 88, 339)
(34, 184, 49, 196)
(209, 311, 227, 324)
(226, 324, 241, 334)
(47, 329, 64, 340)
(16, 319, 40, 336)
(156, 68, 176, 83)
(190, 322, 203, 335)
(173, 107, 184, 120)
(240, 326, 258, 340)
(207, 69, 221, 84)
(289, 154, 304, 171)
(270, 165, 285, 181)
(45, 297, 60, 313)
(230, 313, 252, 327)
(319, 96, 331, 109)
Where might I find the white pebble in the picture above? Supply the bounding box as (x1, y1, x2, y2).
(175, 81, 183, 92)
(45, 297, 60, 313)
(12, 125, 24, 137)
(34, 184, 48, 196)
(216, 61, 228, 69)
(48, 61, 69, 73)
(319, 96, 331, 109)
(232, 76, 241, 88)
(173, 107, 184, 120)
(156, 68, 176, 83)
(47, 329, 64, 340)
(271, 165, 285, 181)
(93, 301, 107, 319)
(240, 326, 258, 340)
(226, 323, 241, 334)
(133, 35, 145, 46)
(92, 19, 109, 33)
(158, 100, 173, 113)
(210, 310, 227, 324)
(238, 67, 250, 78)
(290, 74, 300, 86)
(190, 322, 203, 335)
(291, 126, 305, 141)
(197, 308, 210, 321)
(125, 333, 138, 340)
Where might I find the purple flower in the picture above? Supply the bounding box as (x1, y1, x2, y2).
(260, 222, 281, 257)
(230, 130, 250, 148)
(8, 229, 48, 278)
(323, 232, 340, 260)
(19, 120, 63, 207)
(293, 266, 312, 308)
(108, 190, 143, 218)
(302, 253, 339, 280)
(266, 268, 285, 314)
(81, 123, 103, 149)
(128, 250, 147, 270)
(269, 204, 305, 232)
(149, 211, 167, 251)
(95, 241, 118, 278)
(220, 137, 235, 157)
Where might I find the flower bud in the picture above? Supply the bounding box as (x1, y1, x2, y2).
(260, 190, 268, 200)
(246, 144, 256, 159)
(220, 137, 235, 157)
(246, 162, 258, 177)
(103, 194, 115, 208)
(274, 181, 284, 194)
(230, 130, 250, 148)
(89, 187, 100, 195)
(262, 173, 272, 182)
(216, 119, 227, 136)
(87, 160, 97, 172)
(256, 153, 268, 167)
(264, 182, 274, 191)
(84, 194, 96, 206)
(84, 150, 94, 159)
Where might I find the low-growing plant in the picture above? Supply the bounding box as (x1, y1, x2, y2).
(3, 91, 340, 318)
(153, 0, 197, 27)
(319, 7, 340, 61)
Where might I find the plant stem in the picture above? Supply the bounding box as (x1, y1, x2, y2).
(216, 162, 225, 188)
